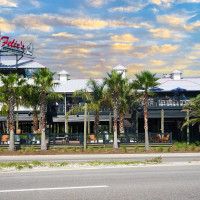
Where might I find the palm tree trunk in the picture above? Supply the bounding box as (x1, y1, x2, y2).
(40, 90, 47, 150)
(6, 111, 10, 134)
(33, 109, 38, 134)
(9, 90, 15, 151)
(113, 92, 119, 149)
(119, 113, 125, 135)
(94, 110, 99, 134)
(144, 90, 149, 151)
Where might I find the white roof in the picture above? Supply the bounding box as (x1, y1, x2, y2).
(57, 70, 70, 75)
(170, 69, 182, 74)
(0, 59, 46, 69)
(113, 64, 127, 71)
(157, 77, 200, 91)
(53, 79, 104, 93)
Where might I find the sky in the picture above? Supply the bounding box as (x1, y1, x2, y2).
(0, 0, 200, 79)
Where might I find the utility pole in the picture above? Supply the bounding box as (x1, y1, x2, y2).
(84, 103, 87, 150)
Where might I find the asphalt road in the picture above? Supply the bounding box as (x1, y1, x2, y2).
(1, 153, 200, 163)
(0, 165, 200, 200)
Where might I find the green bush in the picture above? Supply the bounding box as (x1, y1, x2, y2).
(181, 142, 188, 151)
(88, 146, 94, 152)
(156, 146, 164, 152)
(121, 146, 127, 153)
(190, 143, 196, 151)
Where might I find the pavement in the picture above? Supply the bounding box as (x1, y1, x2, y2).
(0, 153, 200, 163)
(0, 164, 200, 200)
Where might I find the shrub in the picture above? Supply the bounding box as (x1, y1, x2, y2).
(156, 146, 164, 152)
(122, 146, 127, 153)
(88, 146, 94, 153)
(190, 143, 196, 151)
(167, 147, 171, 152)
(181, 142, 188, 151)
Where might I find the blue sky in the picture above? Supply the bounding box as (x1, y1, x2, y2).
(1, 0, 200, 78)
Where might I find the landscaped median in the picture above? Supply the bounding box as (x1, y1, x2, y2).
(0, 157, 162, 172)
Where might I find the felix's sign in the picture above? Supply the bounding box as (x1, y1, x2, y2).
(0, 36, 34, 57)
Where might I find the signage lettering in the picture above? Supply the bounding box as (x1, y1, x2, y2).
(1, 36, 33, 56)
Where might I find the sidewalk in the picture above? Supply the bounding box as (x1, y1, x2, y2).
(1, 153, 200, 163)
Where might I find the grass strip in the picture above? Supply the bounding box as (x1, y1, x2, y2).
(0, 157, 162, 171)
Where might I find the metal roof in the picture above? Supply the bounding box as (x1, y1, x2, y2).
(0, 59, 46, 69)
(113, 64, 127, 71)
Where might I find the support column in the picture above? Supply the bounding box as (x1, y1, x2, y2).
(187, 110, 190, 145)
(161, 109, 164, 133)
(84, 103, 87, 150)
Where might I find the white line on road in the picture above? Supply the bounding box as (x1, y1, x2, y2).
(0, 185, 108, 193)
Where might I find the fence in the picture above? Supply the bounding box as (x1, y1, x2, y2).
(0, 132, 172, 146)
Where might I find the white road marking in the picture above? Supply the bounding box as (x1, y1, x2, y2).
(0, 185, 108, 193)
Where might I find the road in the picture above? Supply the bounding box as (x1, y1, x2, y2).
(1, 153, 200, 163)
(0, 165, 200, 200)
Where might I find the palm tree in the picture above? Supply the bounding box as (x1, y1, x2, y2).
(21, 85, 40, 134)
(182, 94, 200, 130)
(73, 79, 105, 134)
(118, 80, 141, 134)
(0, 73, 26, 151)
(132, 71, 159, 151)
(104, 70, 126, 149)
(34, 68, 56, 150)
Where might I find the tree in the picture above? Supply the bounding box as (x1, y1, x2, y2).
(34, 68, 56, 150)
(73, 79, 105, 134)
(118, 80, 141, 134)
(0, 73, 26, 151)
(182, 94, 200, 130)
(104, 70, 126, 149)
(21, 85, 40, 134)
(132, 71, 159, 151)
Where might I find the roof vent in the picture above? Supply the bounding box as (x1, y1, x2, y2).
(170, 69, 182, 80)
(57, 70, 70, 81)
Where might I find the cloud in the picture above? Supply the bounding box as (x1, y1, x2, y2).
(13, 15, 52, 32)
(85, 0, 110, 8)
(110, 34, 139, 43)
(149, 28, 171, 38)
(126, 63, 145, 76)
(0, 17, 15, 32)
(85, 33, 94, 38)
(111, 43, 134, 51)
(12, 14, 152, 31)
(108, 6, 142, 13)
(78, 65, 103, 77)
(30, 0, 40, 8)
(150, 59, 166, 66)
(132, 52, 148, 59)
(157, 14, 186, 26)
(18, 34, 38, 43)
(150, 0, 175, 7)
(149, 28, 188, 41)
(149, 44, 179, 54)
(52, 32, 77, 39)
(178, 0, 200, 3)
(0, 0, 17, 7)
(184, 20, 200, 31)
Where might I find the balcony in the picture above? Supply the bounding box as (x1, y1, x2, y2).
(141, 98, 189, 107)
